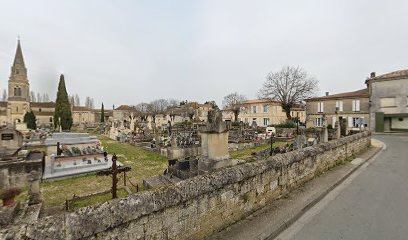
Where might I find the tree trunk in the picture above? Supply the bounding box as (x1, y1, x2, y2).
(283, 106, 292, 120)
(233, 110, 239, 122)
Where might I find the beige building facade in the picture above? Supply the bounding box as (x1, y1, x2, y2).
(305, 89, 369, 132)
(366, 70, 408, 132)
(222, 99, 305, 127)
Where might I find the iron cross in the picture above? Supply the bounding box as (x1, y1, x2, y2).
(97, 153, 131, 199)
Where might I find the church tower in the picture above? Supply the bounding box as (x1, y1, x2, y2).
(7, 40, 30, 124)
(8, 40, 30, 101)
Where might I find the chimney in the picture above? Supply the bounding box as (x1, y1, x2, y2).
(370, 72, 376, 78)
(325, 92, 329, 96)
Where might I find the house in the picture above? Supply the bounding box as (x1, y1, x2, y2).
(230, 99, 305, 127)
(305, 89, 369, 132)
(366, 70, 408, 132)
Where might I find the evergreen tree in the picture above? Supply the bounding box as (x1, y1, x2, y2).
(23, 111, 37, 130)
(100, 102, 105, 123)
(54, 74, 73, 130)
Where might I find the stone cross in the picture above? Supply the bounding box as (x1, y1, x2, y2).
(97, 154, 131, 199)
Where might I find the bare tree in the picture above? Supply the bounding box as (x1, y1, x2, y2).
(30, 91, 36, 102)
(259, 66, 318, 119)
(148, 99, 169, 122)
(89, 98, 94, 109)
(43, 93, 50, 102)
(135, 102, 150, 113)
(37, 93, 42, 102)
(135, 102, 150, 121)
(2, 89, 7, 101)
(69, 95, 75, 107)
(223, 92, 247, 121)
(75, 94, 80, 106)
(85, 96, 91, 108)
(168, 98, 180, 107)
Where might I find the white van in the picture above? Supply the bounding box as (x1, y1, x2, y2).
(266, 127, 276, 136)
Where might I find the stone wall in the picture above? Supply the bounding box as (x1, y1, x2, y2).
(2, 132, 371, 240)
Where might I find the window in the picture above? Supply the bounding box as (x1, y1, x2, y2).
(16, 107, 18, 112)
(263, 118, 270, 126)
(336, 101, 343, 112)
(350, 117, 364, 128)
(317, 102, 324, 113)
(352, 99, 360, 112)
(49, 117, 53, 123)
(244, 118, 249, 123)
(315, 117, 323, 127)
(380, 97, 396, 108)
(263, 105, 269, 113)
(273, 106, 278, 114)
(39, 108, 42, 112)
(252, 106, 257, 114)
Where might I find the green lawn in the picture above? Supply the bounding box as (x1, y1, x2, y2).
(40, 135, 287, 209)
(230, 141, 288, 160)
(41, 135, 167, 208)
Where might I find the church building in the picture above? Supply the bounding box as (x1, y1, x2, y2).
(0, 40, 100, 129)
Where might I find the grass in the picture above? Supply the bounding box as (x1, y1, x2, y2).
(70, 188, 128, 210)
(230, 142, 289, 160)
(41, 135, 167, 208)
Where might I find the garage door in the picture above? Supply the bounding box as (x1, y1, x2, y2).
(391, 117, 408, 130)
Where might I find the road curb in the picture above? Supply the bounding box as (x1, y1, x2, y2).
(266, 141, 385, 240)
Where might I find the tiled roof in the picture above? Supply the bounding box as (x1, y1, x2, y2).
(370, 69, 408, 81)
(73, 106, 92, 111)
(240, 99, 279, 104)
(30, 102, 56, 108)
(32, 111, 54, 116)
(115, 105, 136, 111)
(306, 88, 368, 101)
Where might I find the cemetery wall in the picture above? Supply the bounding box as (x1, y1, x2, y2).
(4, 131, 371, 240)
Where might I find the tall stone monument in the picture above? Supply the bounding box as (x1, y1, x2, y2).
(198, 110, 235, 174)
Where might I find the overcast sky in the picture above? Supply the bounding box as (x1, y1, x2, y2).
(1, 0, 407, 109)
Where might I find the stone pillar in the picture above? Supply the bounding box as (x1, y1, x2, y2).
(321, 127, 329, 143)
(198, 110, 235, 175)
(28, 170, 41, 205)
(336, 121, 341, 139)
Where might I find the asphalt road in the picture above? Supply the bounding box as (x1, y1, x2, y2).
(276, 135, 408, 240)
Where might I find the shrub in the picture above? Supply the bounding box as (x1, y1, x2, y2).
(274, 120, 297, 128)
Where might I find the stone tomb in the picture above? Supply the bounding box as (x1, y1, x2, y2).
(42, 133, 118, 179)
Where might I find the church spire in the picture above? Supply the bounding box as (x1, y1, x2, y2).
(13, 39, 26, 69)
(10, 39, 27, 79)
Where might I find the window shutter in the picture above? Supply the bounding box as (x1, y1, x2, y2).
(352, 100, 355, 111)
(317, 103, 320, 113)
(332, 116, 336, 126)
(321, 102, 324, 113)
(356, 100, 360, 111)
(348, 117, 353, 127)
(340, 101, 343, 111)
